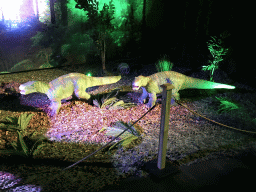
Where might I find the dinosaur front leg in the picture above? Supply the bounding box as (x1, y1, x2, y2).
(147, 92, 157, 108)
(138, 87, 148, 104)
(169, 90, 180, 106)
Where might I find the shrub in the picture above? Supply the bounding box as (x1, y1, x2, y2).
(0, 113, 49, 157)
(155, 54, 173, 72)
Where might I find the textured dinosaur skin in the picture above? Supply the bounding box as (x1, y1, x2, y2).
(19, 73, 121, 116)
(132, 71, 235, 108)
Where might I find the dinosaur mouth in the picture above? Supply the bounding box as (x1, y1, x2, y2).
(132, 86, 139, 90)
(19, 89, 26, 95)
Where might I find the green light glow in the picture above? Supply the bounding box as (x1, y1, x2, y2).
(214, 84, 235, 89)
(87, 73, 92, 76)
(186, 78, 236, 90)
(68, 0, 130, 25)
(1, 0, 147, 27)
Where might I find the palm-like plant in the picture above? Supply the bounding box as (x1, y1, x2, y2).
(215, 96, 239, 113)
(99, 121, 144, 151)
(0, 113, 49, 157)
(93, 88, 136, 109)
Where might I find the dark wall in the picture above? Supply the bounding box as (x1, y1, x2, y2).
(140, 0, 255, 84)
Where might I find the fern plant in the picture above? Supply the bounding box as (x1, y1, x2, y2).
(202, 34, 229, 82)
(0, 113, 48, 157)
(215, 96, 239, 113)
(93, 88, 136, 109)
(155, 54, 173, 72)
(99, 121, 144, 151)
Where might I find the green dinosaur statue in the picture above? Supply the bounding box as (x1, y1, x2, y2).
(19, 73, 121, 116)
(132, 71, 235, 108)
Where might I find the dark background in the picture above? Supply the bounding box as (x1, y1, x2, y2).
(0, 0, 254, 87)
(141, 0, 254, 86)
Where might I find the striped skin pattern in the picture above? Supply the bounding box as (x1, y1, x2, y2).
(19, 73, 121, 116)
(132, 71, 235, 108)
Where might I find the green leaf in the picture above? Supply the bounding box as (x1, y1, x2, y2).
(19, 113, 34, 134)
(108, 140, 123, 150)
(5, 116, 18, 124)
(121, 135, 138, 147)
(0, 149, 26, 156)
(101, 120, 144, 151)
(10, 141, 18, 151)
(103, 127, 133, 138)
(101, 97, 119, 108)
(93, 99, 101, 108)
(99, 127, 107, 133)
(113, 121, 141, 137)
(30, 136, 49, 154)
(32, 143, 46, 156)
(111, 100, 124, 106)
(0, 124, 21, 131)
(215, 97, 239, 113)
(109, 135, 139, 150)
(17, 131, 29, 156)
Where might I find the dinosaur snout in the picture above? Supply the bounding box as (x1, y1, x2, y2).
(132, 84, 140, 91)
(19, 85, 26, 95)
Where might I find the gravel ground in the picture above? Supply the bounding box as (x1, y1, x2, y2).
(1, 66, 256, 191)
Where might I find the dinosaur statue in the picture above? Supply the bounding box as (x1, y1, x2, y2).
(132, 71, 235, 108)
(19, 73, 121, 116)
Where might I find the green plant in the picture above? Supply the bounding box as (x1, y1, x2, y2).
(0, 113, 49, 157)
(99, 121, 143, 151)
(252, 118, 256, 126)
(36, 49, 51, 64)
(215, 96, 239, 113)
(75, 0, 116, 72)
(93, 89, 136, 109)
(202, 34, 229, 81)
(30, 23, 68, 67)
(155, 54, 173, 72)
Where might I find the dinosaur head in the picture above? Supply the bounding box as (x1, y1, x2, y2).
(132, 76, 149, 91)
(19, 81, 37, 95)
(19, 81, 49, 95)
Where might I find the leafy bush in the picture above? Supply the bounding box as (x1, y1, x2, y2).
(93, 89, 136, 109)
(0, 113, 49, 157)
(99, 121, 144, 151)
(155, 54, 173, 72)
(202, 34, 229, 81)
(215, 96, 240, 113)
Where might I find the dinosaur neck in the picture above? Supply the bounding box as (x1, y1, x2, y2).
(36, 81, 50, 93)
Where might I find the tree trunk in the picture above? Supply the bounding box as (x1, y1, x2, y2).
(102, 32, 106, 72)
(60, 0, 68, 26)
(195, 0, 204, 39)
(50, 0, 56, 24)
(35, 0, 39, 22)
(205, 0, 213, 36)
(141, 0, 146, 61)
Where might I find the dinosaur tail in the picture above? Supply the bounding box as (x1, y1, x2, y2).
(183, 76, 235, 90)
(91, 76, 121, 86)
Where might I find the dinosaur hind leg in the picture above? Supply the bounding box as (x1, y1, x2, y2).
(74, 89, 91, 100)
(48, 100, 62, 117)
